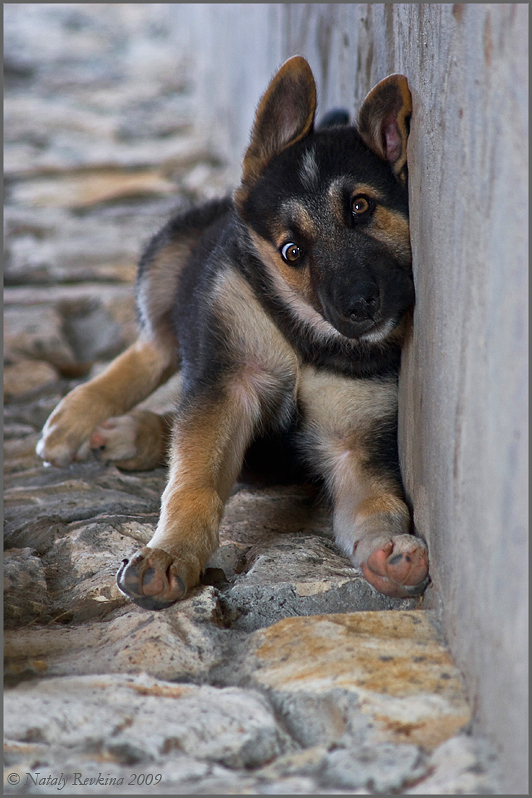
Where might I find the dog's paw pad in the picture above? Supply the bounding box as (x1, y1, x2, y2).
(90, 416, 138, 462)
(116, 547, 187, 610)
(360, 535, 429, 598)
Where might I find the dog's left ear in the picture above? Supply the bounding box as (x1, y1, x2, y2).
(358, 74, 412, 183)
(235, 56, 316, 210)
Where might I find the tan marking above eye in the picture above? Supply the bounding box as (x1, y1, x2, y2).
(373, 206, 410, 239)
(350, 183, 385, 202)
(328, 180, 385, 224)
(363, 206, 411, 262)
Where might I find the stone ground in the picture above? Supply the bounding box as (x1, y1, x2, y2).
(4, 5, 502, 795)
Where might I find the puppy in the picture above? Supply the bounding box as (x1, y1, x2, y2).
(37, 56, 429, 609)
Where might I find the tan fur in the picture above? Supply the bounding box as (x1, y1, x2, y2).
(326, 179, 347, 225)
(211, 266, 299, 384)
(355, 493, 410, 524)
(147, 391, 262, 586)
(146, 270, 300, 571)
(37, 336, 177, 466)
(366, 207, 411, 263)
(297, 367, 409, 557)
(389, 75, 412, 180)
(327, 180, 411, 262)
(248, 228, 348, 344)
(249, 230, 317, 308)
(298, 367, 398, 439)
(149, 483, 223, 590)
(349, 183, 386, 203)
(94, 409, 174, 471)
(90, 337, 177, 408)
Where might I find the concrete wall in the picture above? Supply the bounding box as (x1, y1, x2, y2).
(176, 4, 528, 792)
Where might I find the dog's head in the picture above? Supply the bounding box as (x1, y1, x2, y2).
(235, 56, 414, 344)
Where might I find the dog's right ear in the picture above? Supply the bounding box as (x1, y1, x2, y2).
(235, 56, 316, 210)
(357, 74, 412, 184)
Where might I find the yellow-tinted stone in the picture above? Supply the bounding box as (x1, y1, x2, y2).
(11, 170, 176, 209)
(4, 360, 59, 398)
(249, 611, 470, 750)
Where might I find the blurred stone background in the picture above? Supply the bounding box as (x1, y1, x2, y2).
(4, 3, 525, 795)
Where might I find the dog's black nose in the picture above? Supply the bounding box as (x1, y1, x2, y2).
(348, 282, 380, 321)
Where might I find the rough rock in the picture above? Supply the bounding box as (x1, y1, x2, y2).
(4, 206, 148, 285)
(9, 170, 181, 210)
(404, 735, 501, 795)
(241, 612, 471, 751)
(4, 422, 37, 440)
(220, 531, 421, 632)
(4, 305, 76, 369)
(3, 361, 60, 400)
(5, 284, 138, 366)
(4, 460, 167, 539)
(4, 600, 224, 683)
(4, 673, 294, 769)
(4, 548, 49, 628)
(317, 743, 428, 792)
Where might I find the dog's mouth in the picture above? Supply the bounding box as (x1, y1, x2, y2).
(333, 312, 400, 343)
(356, 316, 398, 343)
(322, 304, 397, 343)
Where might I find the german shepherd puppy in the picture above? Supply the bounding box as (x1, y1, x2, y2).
(37, 57, 429, 609)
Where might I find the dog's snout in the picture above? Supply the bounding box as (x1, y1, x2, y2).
(347, 282, 380, 321)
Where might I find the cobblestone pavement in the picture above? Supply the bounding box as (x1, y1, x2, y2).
(4, 5, 501, 794)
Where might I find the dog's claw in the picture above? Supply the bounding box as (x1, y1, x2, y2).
(117, 547, 187, 610)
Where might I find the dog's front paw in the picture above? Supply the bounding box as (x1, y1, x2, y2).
(37, 409, 91, 467)
(36, 427, 91, 467)
(357, 534, 429, 598)
(117, 547, 188, 610)
(36, 385, 106, 467)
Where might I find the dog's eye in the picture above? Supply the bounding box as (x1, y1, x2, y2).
(280, 242, 303, 265)
(351, 195, 373, 216)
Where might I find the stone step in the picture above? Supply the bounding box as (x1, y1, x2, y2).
(4, 612, 496, 794)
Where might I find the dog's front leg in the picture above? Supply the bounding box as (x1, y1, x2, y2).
(299, 368, 429, 598)
(332, 488, 429, 598)
(117, 383, 263, 610)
